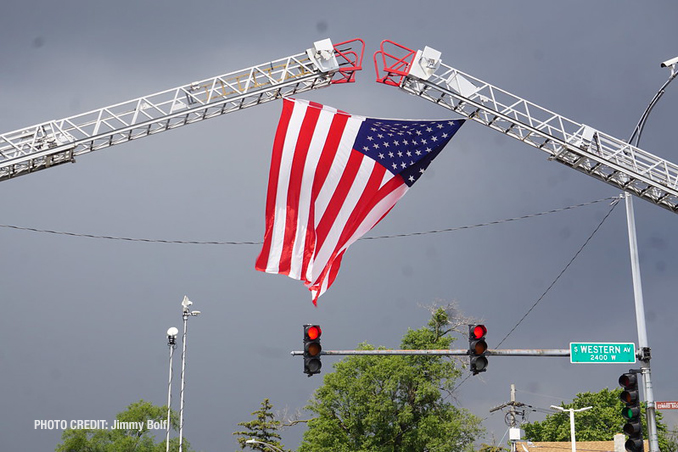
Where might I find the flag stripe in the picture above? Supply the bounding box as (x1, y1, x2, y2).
(255, 98, 295, 273)
(278, 104, 322, 275)
(290, 106, 339, 279)
(309, 172, 408, 302)
(300, 111, 352, 281)
(264, 103, 306, 273)
(311, 155, 379, 283)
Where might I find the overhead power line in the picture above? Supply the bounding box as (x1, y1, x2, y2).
(453, 195, 621, 395)
(495, 196, 621, 348)
(0, 197, 617, 245)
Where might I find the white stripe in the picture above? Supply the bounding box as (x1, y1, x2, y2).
(301, 115, 363, 282)
(309, 183, 407, 300)
(340, 182, 409, 253)
(264, 101, 308, 273)
(313, 115, 364, 221)
(310, 156, 379, 282)
(287, 106, 336, 279)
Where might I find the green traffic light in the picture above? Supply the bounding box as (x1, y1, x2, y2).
(622, 406, 640, 420)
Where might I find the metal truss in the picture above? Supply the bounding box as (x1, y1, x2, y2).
(374, 40, 678, 214)
(0, 38, 364, 181)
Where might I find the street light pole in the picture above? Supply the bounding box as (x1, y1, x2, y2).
(624, 55, 677, 452)
(178, 296, 200, 452)
(165, 327, 178, 452)
(550, 405, 592, 452)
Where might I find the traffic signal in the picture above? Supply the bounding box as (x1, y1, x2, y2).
(303, 324, 322, 376)
(619, 372, 643, 452)
(468, 324, 488, 375)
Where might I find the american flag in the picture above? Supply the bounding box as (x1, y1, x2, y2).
(256, 98, 464, 305)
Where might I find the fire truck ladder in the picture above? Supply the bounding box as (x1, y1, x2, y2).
(374, 40, 678, 214)
(0, 38, 364, 182)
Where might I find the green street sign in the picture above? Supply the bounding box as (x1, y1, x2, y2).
(570, 342, 636, 363)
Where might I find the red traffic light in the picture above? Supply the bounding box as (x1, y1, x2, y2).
(306, 325, 322, 340)
(470, 325, 487, 340)
(468, 324, 488, 375)
(303, 324, 322, 376)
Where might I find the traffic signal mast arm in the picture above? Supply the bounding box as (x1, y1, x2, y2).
(292, 348, 571, 357)
(374, 40, 678, 214)
(0, 38, 364, 182)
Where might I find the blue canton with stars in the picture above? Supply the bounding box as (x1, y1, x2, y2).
(353, 118, 464, 187)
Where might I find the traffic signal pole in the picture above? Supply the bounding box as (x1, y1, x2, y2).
(622, 57, 678, 452)
(625, 196, 658, 452)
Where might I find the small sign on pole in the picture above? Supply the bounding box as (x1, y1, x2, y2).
(656, 401, 678, 410)
(570, 342, 636, 363)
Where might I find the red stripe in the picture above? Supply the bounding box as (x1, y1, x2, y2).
(255, 98, 295, 272)
(308, 251, 344, 306)
(300, 112, 350, 282)
(333, 161, 391, 249)
(314, 148, 364, 252)
(312, 166, 403, 296)
(277, 103, 321, 275)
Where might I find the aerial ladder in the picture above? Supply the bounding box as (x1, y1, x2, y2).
(0, 38, 364, 182)
(374, 40, 678, 214)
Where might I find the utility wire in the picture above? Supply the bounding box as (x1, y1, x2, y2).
(453, 195, 621, 395)
(0, 197, 616, 245)
(495, 196, 621, 348)
(362, 197, 615, 240)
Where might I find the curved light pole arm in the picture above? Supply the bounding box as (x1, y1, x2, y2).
(629, 66, 678, 147)
(245, 439, 285, 452)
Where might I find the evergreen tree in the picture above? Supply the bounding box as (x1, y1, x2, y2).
(233, 398, 287, 451)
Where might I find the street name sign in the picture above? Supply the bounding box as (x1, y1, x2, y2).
(656, 401, 678, 410)
(570, 342, 636, 363)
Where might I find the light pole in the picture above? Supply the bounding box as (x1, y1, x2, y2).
(165, 326, 178, 452)
(624, 55, 677, 452)
(550, 405, 592, 452)
(245, 439, 284, 452)
(178, 296, 200, 452)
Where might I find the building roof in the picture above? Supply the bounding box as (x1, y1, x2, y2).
(515, 441, 615, 451)
(514, 438, 649, 452)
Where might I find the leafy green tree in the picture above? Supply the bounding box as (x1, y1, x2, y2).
(523, 388, 677, 451)
(233, 398, 287, 451)
(56, 399, 193, 452)
(298, 307, 484, 452)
